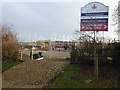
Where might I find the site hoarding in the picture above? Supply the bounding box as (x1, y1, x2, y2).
(80, 2, 109, 31)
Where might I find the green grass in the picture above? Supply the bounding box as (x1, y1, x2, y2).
(2, 61, 22, 72)
(50, 64, 118, 88)
(2, 54, 30, 72)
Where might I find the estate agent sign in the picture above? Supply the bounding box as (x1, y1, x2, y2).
(81, 2, 109, 31)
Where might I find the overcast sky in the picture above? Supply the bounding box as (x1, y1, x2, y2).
(1, 0, 119, 41)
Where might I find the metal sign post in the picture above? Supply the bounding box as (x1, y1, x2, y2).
(93, 30, 98, 77)
(80, 2, 109, 77)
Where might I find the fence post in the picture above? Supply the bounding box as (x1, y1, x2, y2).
(20, 50, 23, 60)
(70, 42, 76, 64)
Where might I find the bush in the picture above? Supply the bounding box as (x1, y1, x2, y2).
(70, 41, 120, 67)
(2, 24, 20, 62)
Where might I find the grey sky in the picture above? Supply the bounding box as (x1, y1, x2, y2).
(1, 0, 119, 41)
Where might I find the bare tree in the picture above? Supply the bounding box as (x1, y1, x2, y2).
(73, 30, 102, 43)
(0, 24, 2, 60)
(112, 1, 120, 39)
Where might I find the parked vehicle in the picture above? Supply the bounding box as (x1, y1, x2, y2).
(33, 52, 43, 60)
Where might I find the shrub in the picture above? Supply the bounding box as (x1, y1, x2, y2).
(2, 24, 20, 62)
(70, 41, 120, 67)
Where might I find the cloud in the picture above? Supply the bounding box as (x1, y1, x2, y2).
(0, 3, 2, 23)
(3, 2, 79, 40)
(2, 1, 119, 41)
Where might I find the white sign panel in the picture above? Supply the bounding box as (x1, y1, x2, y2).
(81, 2, 109, 13)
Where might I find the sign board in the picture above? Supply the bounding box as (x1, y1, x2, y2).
(81, 2, 108, 14)
(81, 18, 108, 23)
(81, 12, 108, 17)
(81, 22, 108, 31)
(80, 2, 109, 31)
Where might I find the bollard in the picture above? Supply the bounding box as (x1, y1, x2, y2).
(30, 49, 33, 60)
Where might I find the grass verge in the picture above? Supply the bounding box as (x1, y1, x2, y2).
(2, 61, 22, 72)
(2, 54, 31, 72)
(50, 64, 118, 88)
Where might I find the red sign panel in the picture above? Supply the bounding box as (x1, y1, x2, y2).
(81, 22, 108, 31)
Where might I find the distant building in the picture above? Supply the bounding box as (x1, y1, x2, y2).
(51, 41, 80, 50)
(20, 40, 80, 51)
(19, 42, 37, 49)
(36, 40, 49, 50)
(20, 42, 37, 46)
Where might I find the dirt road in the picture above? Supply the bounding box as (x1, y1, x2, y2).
(2, 51, 70, 88)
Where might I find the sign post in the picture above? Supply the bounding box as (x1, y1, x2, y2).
(80, 2, 109, 77)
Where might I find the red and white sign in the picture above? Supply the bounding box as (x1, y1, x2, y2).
(80, 2, 109, 31)
(81, 22, 108, 31)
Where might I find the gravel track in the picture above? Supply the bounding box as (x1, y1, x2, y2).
(2, 59, 69, 88)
